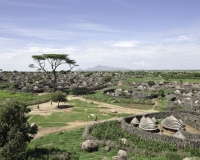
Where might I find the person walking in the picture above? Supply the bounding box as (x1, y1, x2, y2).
(37, 104, 40, 110)
(94, 115, 98, 121)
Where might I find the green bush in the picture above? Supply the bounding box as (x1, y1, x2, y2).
(0, 100, 38, 160)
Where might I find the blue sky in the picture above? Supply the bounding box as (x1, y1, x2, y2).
(1, 0, 200, 71)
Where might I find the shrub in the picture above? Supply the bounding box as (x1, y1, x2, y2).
(0, 100, 38, 159)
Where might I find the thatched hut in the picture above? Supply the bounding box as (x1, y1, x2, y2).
(173, 130, 186, 140)
(131, 117, 140, 127)
(152, 117, 158, 124)
(161, 115, 185, 131)
(139, 117, 158, 131)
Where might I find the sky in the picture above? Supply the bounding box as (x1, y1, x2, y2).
(1, 0, 200, 71)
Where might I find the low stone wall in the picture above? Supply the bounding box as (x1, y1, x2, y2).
(121, 111, 200, 149)
(181, 129, 200, 140)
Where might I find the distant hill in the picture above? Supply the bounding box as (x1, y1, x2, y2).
(76, 65, 131, 71)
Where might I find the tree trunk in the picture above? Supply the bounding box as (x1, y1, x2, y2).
(57, 101, 60, 107)
(52, 70, 57, 92)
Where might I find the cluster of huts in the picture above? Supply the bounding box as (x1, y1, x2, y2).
(131, 115, 184, 133)
(103, 80, 200, 112)
(0, 72, 115, 93)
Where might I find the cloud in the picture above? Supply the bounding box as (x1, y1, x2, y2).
(164, 35, 191, 42)
(132, 61, 151, 66)
(112, 41, 139, 47)
(69, 23, 123, 33)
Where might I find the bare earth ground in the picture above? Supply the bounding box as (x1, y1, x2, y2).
(29, 95, 158, 139)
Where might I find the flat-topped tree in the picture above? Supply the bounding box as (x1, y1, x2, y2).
(29, 54, 78, 92)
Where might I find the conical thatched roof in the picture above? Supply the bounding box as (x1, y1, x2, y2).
(161, 115, 184, 131)
(152, 117, 158, 123)
(173, 130, 186, 140)
(131, 117, 140, 125)
(139, 117, 158, 131)
(140, 116, 146, 122)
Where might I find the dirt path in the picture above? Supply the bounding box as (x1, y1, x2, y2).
(68, 95, 158, 115)
(30, 95, 158, 139)
(151, 98, 158, 110)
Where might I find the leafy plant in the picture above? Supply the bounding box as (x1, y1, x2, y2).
(0, 100, 38, 159)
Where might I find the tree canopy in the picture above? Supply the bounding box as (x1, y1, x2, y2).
(51, 91, 67, 107)
(29, 54, 78, 92)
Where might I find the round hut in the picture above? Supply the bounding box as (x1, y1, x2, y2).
(139, 117, 158, 132)
(161, 115, 185, 132)
(173, 130, 186, 140)
(131, 117, 140, 127)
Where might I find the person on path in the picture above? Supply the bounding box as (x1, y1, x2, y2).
(37, 104, 40, 110)
(94, 115, 98, 121)
(50, 100, 52, 105)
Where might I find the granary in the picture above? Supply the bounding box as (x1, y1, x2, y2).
(139, 117, 158, 131)
(131, 117, 140, 126)
(140, 116, 146, 122)
(161, 115, 185, 131)
(151, 117, 158, 124)
(173, 130, 186, 140)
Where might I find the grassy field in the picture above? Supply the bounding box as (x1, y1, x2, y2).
(29, 99, 132, 128)
(84, 90, 153, 107)
(28, 128, 120, 160)
(0, 90, 52, 105)
(27, 121, 200, 160)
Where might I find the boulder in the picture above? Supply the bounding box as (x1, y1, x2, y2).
(90, 114, 95, 118)
(80, 140, 99, 152)
(183, 158, 196, 160)
(121, 138, 127, 144)
(137, 85, 144, 91)
(117, 150, 129, 160)
(174, 90, 181, 95)
(123, 90, 130, 96)
(197, 91, 200, 97)
(111, 109, 117, 113)
(57, 153, 70, 160)
(104, 146, 110, 153)
(177, 100, 182, 105)
(182, 98, 193, 106)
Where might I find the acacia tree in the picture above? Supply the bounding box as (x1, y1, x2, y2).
(51, 91, 67, 107)
(0, 100, 38, 159)
(29, 54, 78, 92)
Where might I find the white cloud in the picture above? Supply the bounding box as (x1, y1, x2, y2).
(132, 61, 151, 66)
(112, 41, 139, 47)
(69, 23, 122, 33)
(164, 35, 191, 42)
